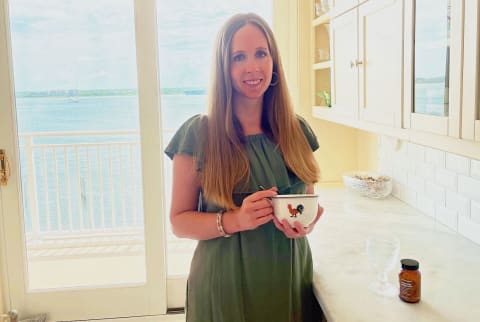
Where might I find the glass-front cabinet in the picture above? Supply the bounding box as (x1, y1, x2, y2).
(462, 0, 480, 142)
(404, 0, 463, 137)
(413, 0, 450, 118)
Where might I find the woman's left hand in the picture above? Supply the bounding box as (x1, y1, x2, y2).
(273, 204, 324, 238)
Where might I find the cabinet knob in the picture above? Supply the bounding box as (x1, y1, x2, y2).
(350, 60, 363, 68)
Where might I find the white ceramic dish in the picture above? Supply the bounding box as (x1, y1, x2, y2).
(271, 194, 319, 228)
(342, 172, 392, 199)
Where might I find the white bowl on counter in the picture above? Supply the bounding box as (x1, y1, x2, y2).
(342, 172, 392, 199)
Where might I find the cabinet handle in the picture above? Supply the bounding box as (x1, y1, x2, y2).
(350, 60, 363, 68)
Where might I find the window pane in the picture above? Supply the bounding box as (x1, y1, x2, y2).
(414, 0, 451, 116)
(157, 1, 272, 276)
(9, 0, 147, 289)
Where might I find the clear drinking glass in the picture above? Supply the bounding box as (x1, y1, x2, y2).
(366, 234, 400, 297)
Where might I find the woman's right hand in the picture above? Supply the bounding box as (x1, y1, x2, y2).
(224, 187, 277, 233)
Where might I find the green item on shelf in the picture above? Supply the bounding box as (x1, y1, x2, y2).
(317, 90, 331, 107)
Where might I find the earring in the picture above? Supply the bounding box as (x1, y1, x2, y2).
(269, 71, 279, 86)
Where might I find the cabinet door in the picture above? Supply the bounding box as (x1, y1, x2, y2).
(462, 0, 480, 141)
(358, 0, 403, 127)
(332, 0, 358, 17)
(331, 9, 358, 118)
(404, 0, 463, 137)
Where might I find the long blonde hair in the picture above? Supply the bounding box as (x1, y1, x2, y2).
(201, 13, 319, 209)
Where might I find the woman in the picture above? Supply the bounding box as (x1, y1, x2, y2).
(165, 12, 324, 322)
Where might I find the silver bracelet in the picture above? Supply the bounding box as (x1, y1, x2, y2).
(216, 210, 231, 238)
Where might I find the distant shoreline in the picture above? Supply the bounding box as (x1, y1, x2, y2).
(17, 88, 207, 98)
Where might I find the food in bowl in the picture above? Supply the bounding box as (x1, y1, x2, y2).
(271, 194, 319, 228)
(342, 172, 392, 198)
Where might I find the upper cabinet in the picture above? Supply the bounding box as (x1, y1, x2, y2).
(403, 0, 463, 137)
(358, 0, 403, 127)
(307, 0, 480, 159)
(462, 0, 480, 142)
(329, 0, 403, 126)
(331, 0, 358, 17)
(330, 8, 357, 118)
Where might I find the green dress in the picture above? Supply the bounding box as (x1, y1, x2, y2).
(165, 115, 323, 322)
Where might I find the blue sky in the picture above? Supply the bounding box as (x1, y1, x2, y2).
(9, 0, 271, 91)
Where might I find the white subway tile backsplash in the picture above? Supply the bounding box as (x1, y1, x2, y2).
(392, 153, 409, 171)
(446, 153, 470, 175)
(471, 159, 480, 180)
(379, 136, 480, 245)
(435, 206, 458, 231)
(396, 139, 408, 155)
(424, 181, 446, 206)
(403, 189, 417, 208)
(435, 168, 458, 191)
(378, 161, 393, 177)
(408, 143, 426, 163)
(472, 201, 480, 224)
(392, 182, 406, 200)
(415, 162, 435, 180)
(446, 190, 471, 217)
(392, 167, 408, 185)
(407, 172, 425, 192)
(416, 193, 435, 217)
(425, 147, 446, 168)
(458, 215, 480, 245)
(458, 175, 480, 202)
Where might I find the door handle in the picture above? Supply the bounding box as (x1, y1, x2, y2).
(0, 149, 11, 186)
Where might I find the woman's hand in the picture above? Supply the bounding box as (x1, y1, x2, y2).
(225, 187, 277, 233)
(273, 204, 324, 238)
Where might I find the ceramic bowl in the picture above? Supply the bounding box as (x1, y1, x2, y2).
(271, 194, 319, 228)
(342, 172, 392, 199)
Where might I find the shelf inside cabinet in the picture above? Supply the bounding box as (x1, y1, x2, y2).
(312, 13, 330, 26)
(313, 61, 331, 70)
(311, 1, 332, 118)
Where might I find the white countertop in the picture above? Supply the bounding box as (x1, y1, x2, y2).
(309, 188, 480, 322)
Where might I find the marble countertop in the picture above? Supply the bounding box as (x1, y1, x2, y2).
(308, 188, 480, 322)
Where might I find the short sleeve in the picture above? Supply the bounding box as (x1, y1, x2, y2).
(297, 115, 319, 152)
(164, 114, 207, 160)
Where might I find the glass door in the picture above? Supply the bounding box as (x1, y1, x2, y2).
(404, 0, 463, 137)
(0, 0, 166, 320)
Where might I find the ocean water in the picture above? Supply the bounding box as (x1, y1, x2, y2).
(16, 94, 207, 234)
(16, 94, 207, 133)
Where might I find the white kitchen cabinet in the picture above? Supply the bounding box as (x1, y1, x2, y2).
(403, 0, 464, 137)
(358, 0, 403, 127)
(329, 0, 403, 126)
(306, 0, 480, 160)
(462, 0, 480, 142)
(331, 0, 358, 17)
(330, 9, 357, 119)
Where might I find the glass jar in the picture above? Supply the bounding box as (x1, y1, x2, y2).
(399, 259, 421, 303)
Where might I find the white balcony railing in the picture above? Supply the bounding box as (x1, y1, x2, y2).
(19, 130, 174, 240)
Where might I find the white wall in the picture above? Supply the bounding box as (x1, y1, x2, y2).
(378, 136, 480, 245)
